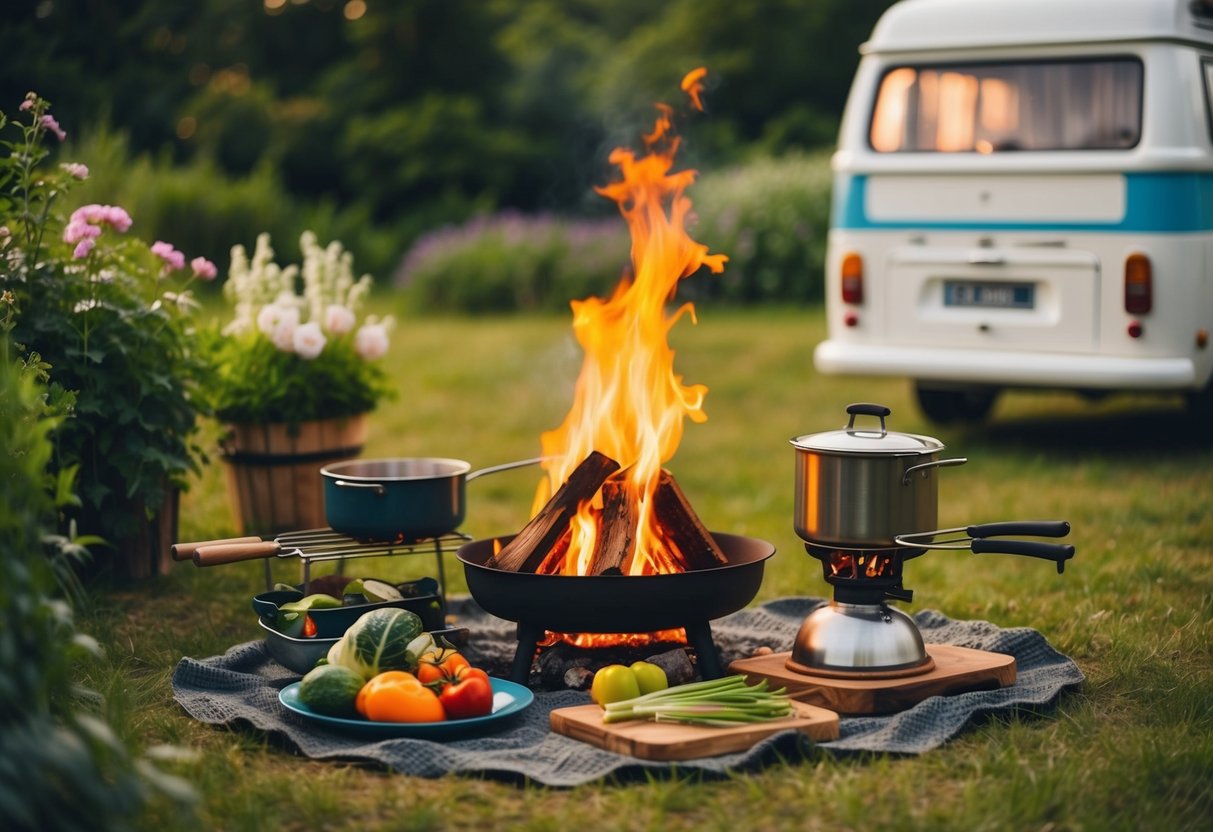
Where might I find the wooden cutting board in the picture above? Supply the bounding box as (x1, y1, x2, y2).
(729, 644, 1016, 715)
(549, 700, 839, 761)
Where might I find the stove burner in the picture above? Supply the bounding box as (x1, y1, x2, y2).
(803, 542, 925, 605)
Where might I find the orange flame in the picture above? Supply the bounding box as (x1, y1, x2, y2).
(680, 67, 708, 112)
(534, 71, 725, 581)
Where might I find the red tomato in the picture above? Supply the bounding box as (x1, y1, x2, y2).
(437, 666, 493, 720)
(416, 649, 471, 687)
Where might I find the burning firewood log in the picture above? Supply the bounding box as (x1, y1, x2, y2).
(588, 471, 637, 575)
(485, 450, 621, 572)
(486, 450, 728, 575)
(652, 469, 729, 569)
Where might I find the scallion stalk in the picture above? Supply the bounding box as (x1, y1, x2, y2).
(601, 674, 794, 726)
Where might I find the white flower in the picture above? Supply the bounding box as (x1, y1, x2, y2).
(323, 303, 357, 335)
(354, 323, 390, 360)
(271, 320, 297, 352)
(257, 303, 299, 338)
(292, 321, 327, 360)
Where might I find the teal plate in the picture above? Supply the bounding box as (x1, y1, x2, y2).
(278, 676, 535, 739)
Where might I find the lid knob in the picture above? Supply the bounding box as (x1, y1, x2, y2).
(845, 402, 891, 435)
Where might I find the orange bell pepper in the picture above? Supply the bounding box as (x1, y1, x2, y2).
(355, 671, 445, 723)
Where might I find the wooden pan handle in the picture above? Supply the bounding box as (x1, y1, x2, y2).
(193, 541, 284, 567)
(171, 536, 261, 561)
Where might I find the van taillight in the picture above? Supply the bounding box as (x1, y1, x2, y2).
(841, 253, 864, 304)
(1124, 253, 1152, 314)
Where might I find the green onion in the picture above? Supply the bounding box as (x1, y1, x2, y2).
(601, 674, 794, 726)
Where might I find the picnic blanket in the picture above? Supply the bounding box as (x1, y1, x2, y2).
(171, 596, 1084, 787)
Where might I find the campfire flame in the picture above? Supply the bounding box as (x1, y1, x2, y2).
(534, 68, 725, 582)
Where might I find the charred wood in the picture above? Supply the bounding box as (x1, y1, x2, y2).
(485, 451, 621, 572)
(588, 472, 637, 575)
(652, 470, 728, 569)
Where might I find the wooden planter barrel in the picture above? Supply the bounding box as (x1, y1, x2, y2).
(221, 415, 367, 535)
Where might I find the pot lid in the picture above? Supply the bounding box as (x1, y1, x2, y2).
(790, 403, 945, 456)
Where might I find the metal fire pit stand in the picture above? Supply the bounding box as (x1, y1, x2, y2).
(508, 621, 724, 685)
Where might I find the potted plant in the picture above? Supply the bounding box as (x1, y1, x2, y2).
(207, 230, 394, 534)
(0, 93, 214, 579)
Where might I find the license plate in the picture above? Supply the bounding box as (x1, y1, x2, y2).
(944, 281, 1035, 309)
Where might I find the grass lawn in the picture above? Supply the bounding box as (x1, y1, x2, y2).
(77, 303, 1212, 830)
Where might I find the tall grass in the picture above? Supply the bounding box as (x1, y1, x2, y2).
(74, 306, 1212, 831)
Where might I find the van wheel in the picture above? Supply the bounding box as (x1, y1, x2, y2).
(1186, 378, 1213, 420)
(914, 383, 998, 424)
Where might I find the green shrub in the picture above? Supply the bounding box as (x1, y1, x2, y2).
(66, 126, 403, 280)
(393, 153, 833, 312)
(0, 335, 150, 831)
(689, 151, 833, 304)
(2, 98, 212, 569)
(396, 212, 630, 312)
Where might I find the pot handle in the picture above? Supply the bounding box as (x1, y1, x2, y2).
(333, 479, 386, 496)
(967, 521, 1071, 539)
(901, 457, 967, 485)
(845, 402, 891, 435)
(170, 535, 261, 561)
(970, 539, 1076, 573)
(465, 456, 547, 481)
(193, 541, 287, 567)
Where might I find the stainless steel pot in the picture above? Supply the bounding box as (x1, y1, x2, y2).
(790, 403, 967, 547)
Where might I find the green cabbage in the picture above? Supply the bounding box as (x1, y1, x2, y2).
(325, 607, 431, 681)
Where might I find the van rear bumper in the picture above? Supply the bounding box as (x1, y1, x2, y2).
(813, 340, 1200, 390)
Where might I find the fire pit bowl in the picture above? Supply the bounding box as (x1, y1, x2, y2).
(456, 532, 776, 682)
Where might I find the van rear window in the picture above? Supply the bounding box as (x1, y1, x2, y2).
(869, 58, 1142, 153)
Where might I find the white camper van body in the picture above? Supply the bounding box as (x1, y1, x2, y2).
(815, 0, 1213, 420)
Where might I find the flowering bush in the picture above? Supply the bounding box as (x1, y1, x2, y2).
(207, 231, 394, 424)
(0, 93, 214, 572)
(395, 212, 628, 312)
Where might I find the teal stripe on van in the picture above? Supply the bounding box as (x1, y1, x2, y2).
(832, 172, 1213, 233)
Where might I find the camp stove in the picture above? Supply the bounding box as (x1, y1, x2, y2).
(787, 543, 934, 677)
(787, 521, 1074, 678)
(730, 528, 1074, 713)
(730, 404, 1076, 712)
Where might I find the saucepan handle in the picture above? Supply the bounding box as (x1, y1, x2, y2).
(970, 538, 1076, 573)
(966, 521, 1071, 539)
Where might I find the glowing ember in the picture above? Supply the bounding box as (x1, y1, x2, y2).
(533, 68, 725, 583)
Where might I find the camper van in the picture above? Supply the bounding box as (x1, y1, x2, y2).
(814, 0, 1213, 422)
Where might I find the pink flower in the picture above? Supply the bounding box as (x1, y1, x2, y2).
(69, 204, 132, 234)
(63, 219, 101, 245)
(271, 320, 297, 352)
(292, 321, 327, 360)
(323, 304, 357, 335)
(190, 256, 218, 281)
(150, 240, 186, 272)
(354, 323, 390, 360)
(73, 239, 95, 259)
(19, 98, 33, 112)
(104, 205, 132, 232)
(60, 162, 89, 180)
(40, 114, 66, 142)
